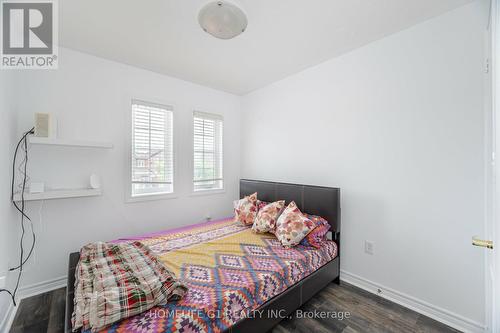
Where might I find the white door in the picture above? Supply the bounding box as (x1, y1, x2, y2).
(488, 1, 499, 332)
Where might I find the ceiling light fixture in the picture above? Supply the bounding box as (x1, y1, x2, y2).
(198, 1, 248, 40)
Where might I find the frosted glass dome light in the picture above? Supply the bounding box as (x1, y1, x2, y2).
(198, 1, 248, 40)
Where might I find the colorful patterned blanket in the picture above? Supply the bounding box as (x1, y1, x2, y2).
(93, 218, 338, 333)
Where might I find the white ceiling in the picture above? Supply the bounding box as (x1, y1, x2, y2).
(60, 0, 475, 95)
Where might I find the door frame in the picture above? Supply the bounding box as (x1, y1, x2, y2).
(489, 0, 499, 332)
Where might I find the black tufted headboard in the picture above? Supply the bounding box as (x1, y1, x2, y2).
(239, 179, 341, 233)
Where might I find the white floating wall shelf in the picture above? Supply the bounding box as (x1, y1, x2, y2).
(29, 137, 113, 149)
(13, 188, 102, 202)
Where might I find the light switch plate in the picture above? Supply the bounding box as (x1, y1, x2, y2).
(0, 276, 6, 289)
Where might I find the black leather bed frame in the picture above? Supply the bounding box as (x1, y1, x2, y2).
(65, 179, 341, 333)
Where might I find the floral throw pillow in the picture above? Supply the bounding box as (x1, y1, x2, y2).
(256, 200, 270, 211)
(275, 201, 315, 247)
(252, 200, 285, 234)
(234, 192, 258, 226)
(299, 215, 331, 248)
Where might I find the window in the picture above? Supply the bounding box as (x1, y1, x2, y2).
(193, 111, 223, 192)
(131, 100, 174, 198)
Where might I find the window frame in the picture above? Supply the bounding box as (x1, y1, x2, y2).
(191, 110, 225, 195)
(126, 98, 178, 203)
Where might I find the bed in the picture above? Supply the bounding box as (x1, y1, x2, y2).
(65, 179, 341, 333)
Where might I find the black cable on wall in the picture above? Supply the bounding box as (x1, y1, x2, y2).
(0, 127, 36, 306)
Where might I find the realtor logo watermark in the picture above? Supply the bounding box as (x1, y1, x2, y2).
(1, 0, 58, 69)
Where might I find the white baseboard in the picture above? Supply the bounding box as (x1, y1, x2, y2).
(18, 275, 67, 300)
(340, 270, 486, 333)
(0, 275, 67, 332)
(0, 299, 16, 333)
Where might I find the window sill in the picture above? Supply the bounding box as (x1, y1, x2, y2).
(126, 193, 178, 203)
(189, 189, 226, 197)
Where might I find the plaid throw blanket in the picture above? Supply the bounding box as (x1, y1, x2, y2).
(72, 241, 188, 332)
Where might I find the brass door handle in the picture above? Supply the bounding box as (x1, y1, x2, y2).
(472, 237, 493, 249)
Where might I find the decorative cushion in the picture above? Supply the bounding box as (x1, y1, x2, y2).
(275, 201, 315, 247)
(252, 200, 285, 234)
(234, 192, 258, 226)
(257, 200, 270, 211)
(299, 215, 331, 248)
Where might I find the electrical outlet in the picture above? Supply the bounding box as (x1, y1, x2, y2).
(364, 240, 374, 255)
(485, 57, 490, 74)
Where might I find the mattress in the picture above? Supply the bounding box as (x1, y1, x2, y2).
(93, 217, 338, 333)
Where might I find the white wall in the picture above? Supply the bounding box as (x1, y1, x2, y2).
(0, 72, 18, 325)
(241, 1, 487, 328)
(8, 48, 241, 288)
(0, 72, 9, 319)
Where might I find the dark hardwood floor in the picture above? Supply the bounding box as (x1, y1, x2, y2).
(10, 287, 65, 333)
(9, 282, 459, 333)
(272, 283, 460, 333)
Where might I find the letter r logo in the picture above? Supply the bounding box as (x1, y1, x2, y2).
(2, 2, 53, 55)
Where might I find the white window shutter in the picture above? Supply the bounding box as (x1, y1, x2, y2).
(131, 100, 174, 197)
(193, 111, 223, 191)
